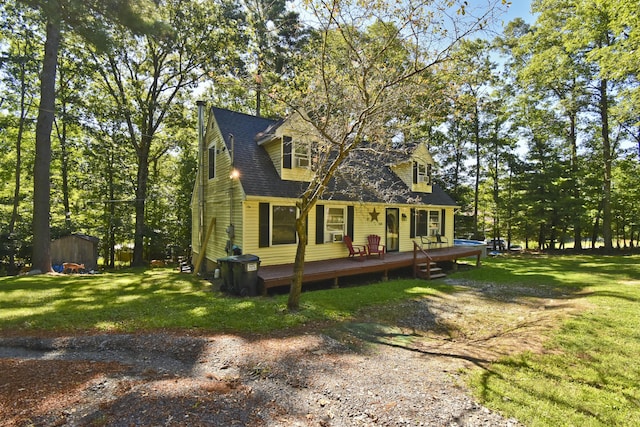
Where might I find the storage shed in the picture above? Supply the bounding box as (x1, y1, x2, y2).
(51, 234, 99, 271)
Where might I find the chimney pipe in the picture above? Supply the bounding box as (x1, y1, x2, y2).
(196, 100, 206, 270)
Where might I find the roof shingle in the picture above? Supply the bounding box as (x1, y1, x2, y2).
(211, 107, 456, 207)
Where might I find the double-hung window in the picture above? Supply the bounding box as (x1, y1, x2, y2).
(413, 161, 432, 185)
(413, 209, 441, 237)
(428, 210, 440, 236)
(415, 209, 428, 236)
(283, 136, 311, 169)
(325, 207, 345, 242)
(293, 141, 310, 168)
(271, 205, 297, 245)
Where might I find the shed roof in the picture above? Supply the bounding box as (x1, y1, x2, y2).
(53, 233, 99, 244)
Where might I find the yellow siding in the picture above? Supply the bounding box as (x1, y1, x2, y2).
(261, 133, 313, 182)
(239, 199, 455, 266)
(413, 144, 435, 164)
(390, 144, 436, 193)
(280, 117, 318, 183)
(191, 169, 201, 254)
(282, 167, 314, 182)
(392, 162, 412, 188)
(200, 117, 247, 265)
(194, 112, 456, 270)
(390, 162, 433, 192)
(241, 199, 299, 265)
(413, 182, 433, 193)
(202, 195, 456, 268)
(263, 139, 282, 177)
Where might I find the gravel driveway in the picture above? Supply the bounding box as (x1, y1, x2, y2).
(2, 280, 574, 426)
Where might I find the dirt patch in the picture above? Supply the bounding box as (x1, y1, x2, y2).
(0, 359, 128, 426)
(0, 281, 580, 426)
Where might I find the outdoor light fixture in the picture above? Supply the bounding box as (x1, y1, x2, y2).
(228, 133, 238, 179)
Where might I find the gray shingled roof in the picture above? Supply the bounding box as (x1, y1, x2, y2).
(211, 107, 457, 207)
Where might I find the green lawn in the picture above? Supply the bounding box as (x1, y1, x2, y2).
(0, 267, 444, 333)
(455, 254, 640, 427)
(1, 255, 639, 426)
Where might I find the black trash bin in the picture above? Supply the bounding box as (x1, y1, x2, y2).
(216, 256, 236, 292)
(230, 254, 260, 296)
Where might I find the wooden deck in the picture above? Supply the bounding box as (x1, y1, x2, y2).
(258, 245, 483, 293)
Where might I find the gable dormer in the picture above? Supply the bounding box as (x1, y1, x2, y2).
(391, 143, 435, 193)
(255, 116, 314, 182)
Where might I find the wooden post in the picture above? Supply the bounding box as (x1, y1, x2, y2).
(413, 241, 418, 278)
(193, 216, 216, 275)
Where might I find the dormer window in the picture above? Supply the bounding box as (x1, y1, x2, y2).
(294, 143, 311, 168)
(283, 136, 310, 169)
(413, 161, 432, 185)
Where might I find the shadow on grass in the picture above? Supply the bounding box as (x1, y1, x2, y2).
(0, 269, 283, 333)
(459, 254, 640, 426)
(2, 254, 640, 426)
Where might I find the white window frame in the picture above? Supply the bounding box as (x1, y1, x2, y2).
(417, 162, 432, 184)
(293, 141, 311, 169)
(428, 210, 440, 236)
(325, 206, 345, 242)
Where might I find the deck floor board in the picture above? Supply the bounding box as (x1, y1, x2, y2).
(258, 246, 483, 292)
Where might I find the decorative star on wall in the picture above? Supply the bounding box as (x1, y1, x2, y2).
(369, 208, 380, 223)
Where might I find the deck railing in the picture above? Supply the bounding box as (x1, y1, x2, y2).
(412, 239, 433, 278)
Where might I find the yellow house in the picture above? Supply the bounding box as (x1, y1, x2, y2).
(191, 107, 457, 270)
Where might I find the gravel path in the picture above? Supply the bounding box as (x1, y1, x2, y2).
(2, 281, 574, 426)
(0, 330, 522, 427)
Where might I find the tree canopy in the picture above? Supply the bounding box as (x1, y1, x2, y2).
(0, 0, 638, 281)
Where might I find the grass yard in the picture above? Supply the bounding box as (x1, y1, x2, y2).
(1, 254, 639, 426)
(0, 267, 444, 333)
(455, 254, 640, 427)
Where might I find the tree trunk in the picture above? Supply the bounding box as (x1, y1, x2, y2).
(32, 18, 60, 273)
(569, 112, 582, 250)
(133, 145, 150, 266)
(591, 207, 601, 249)
(538, 224, 545, 250)
(473, 102, 480, 238)
(599, 78, 613, 250)
(9, 59, 28, 273)
(492, 132, 499, 245)
(548, 213, 557, 250)
(108, 149, 116, 268)
(56, 114, 72, 230)
(287, 215, 308, 311)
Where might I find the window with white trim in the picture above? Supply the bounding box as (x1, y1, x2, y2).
(325, 206, 345, 242)
(414, 209, 440, 237)
(283, 136, 311, 170)
(413, 161, 432, 185)
(293, 141, 311, 168)
(428, 210, 440, 236)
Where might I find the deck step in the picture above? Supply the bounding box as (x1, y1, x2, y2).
(417, 262, 438, 269)
(416, 262, 446, 280)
